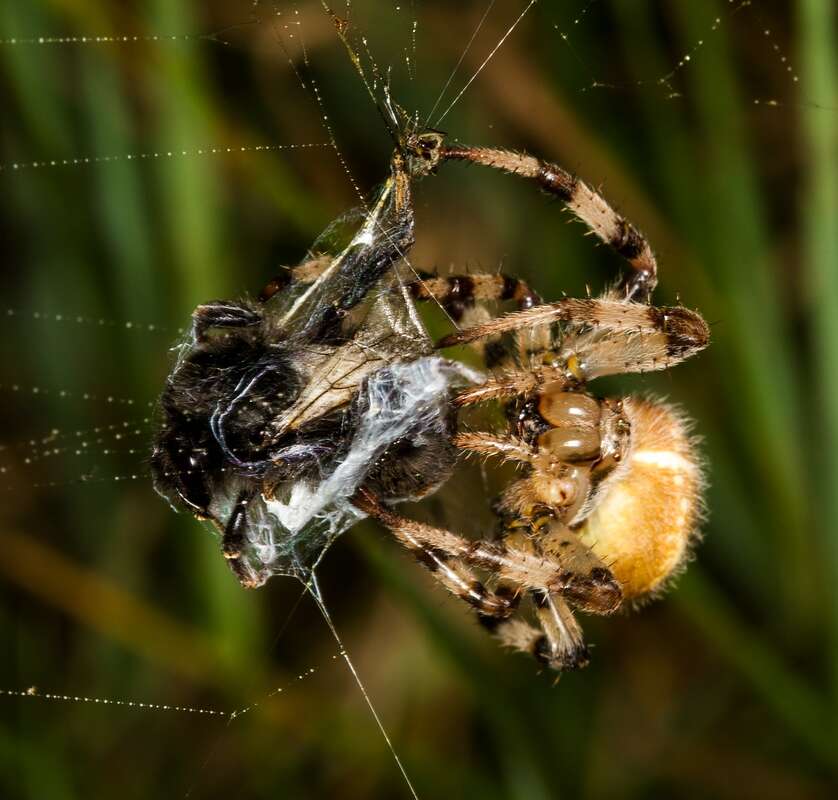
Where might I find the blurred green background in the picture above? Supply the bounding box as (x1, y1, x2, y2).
(2, 0, 837, 797)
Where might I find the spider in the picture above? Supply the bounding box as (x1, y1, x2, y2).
(353, 132, 710, 672)
(151, 128, 709, 673)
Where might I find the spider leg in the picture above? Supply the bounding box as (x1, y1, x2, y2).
(355, 491, 620, 615)
(480, 527, 591, 671)
(359, 488, 619, 672)
(406, 270, 541, 367)
(352, 490, 559, 589)
(453, 366, 568, 406)
(481, 571, 590, 673)
(441, 145, 657, 302)
(437, 298, 708, 375)
(532, 592, 589, 671)
(406, 271, 540, 318)
(356, 490, 563, 591)
(479, 600, 588, 673)
(353, 491, 518, 619)
(537, 520, 623, 614)
(438, 298, 702, 347)
(354, 490, 568, 664)
(452, 431, 536, 464)
(494, 522, 622, 671)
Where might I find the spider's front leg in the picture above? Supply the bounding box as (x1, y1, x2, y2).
(440, 144, 657, 302)
(483, 588, 590, 673)
(406, 271, 540, 318)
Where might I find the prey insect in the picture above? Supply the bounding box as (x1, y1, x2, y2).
(151, 121, 709, 673)
(151, 144, 471, 586)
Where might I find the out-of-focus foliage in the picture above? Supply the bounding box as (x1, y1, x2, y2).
(1, 1, 837, 798)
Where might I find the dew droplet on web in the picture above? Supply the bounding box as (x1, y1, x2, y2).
(0, 661, 324, 720)
(0, 141, 331, 174)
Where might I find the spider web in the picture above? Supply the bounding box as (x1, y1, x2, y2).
(0, 1, 829, 797)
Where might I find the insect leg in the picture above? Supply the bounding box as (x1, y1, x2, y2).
(258, 255, 334, 302)
(191, 301, 261, 343)
(220, 490, 269, 589)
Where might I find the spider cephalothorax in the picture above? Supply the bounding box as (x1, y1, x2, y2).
(152, 127, 709, 671)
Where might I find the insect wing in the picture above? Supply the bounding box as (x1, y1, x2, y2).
(264, 163, 432, 435)
(269, 165, 415, 340)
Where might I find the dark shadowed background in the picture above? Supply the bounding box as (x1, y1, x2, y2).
(2, 1, 837, 798)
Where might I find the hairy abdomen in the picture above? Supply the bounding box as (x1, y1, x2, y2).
(579, 398, 703, 600)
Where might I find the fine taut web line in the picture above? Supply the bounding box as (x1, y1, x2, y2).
(424, 0, 497, 127)
(309, 573, 420, 800)
(435, 0, 538, 127)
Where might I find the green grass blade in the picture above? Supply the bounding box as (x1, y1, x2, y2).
(798, 0, 838, 708)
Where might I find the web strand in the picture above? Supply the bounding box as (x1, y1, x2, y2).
(0, 142, 330, 175)
(1, 660, 324, 723)
(424, 0, 497, 127)
(309, 574, 420, 800)
(434, 0, 538, 127)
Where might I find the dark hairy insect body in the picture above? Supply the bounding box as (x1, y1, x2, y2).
(151, 126, 709, 672)
(152, 157, 466, 584)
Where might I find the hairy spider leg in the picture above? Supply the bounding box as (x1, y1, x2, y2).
(447, 317, 709, 406)
(532, 591, 589, 672)
(441, 145, 658, 302)
(480, 527, 592, 672)
(405, 271, 541, 366)
(266, 263, 544, 363)
(356, 490, 620, 671)
(452, 366, 569, 406)
(436, 297, 709, 379)
(355, 489, 587, 591)
(451, 431, 537, 464)
(406, 271, 540, 320)
(436, 297, 706, 352)
(353, 490, 518, 619)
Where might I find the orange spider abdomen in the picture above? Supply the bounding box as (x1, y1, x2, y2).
(578, 398, 703, 600)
